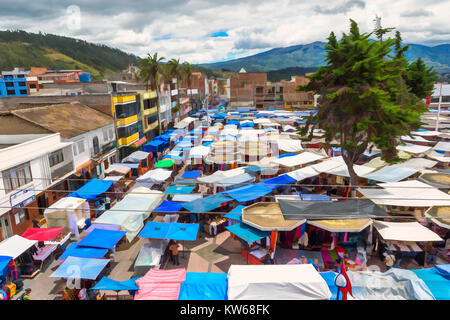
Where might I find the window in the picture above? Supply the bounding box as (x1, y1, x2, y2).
(77, 140, 85, 154)
(49, 150, 64, 167)
(12, 208, 29, 226)
(103, 129, 109, 142)
(117, 123, 138, 139)
(5, 82, 13, 88)
(93, 136, 100, 155)
(7, 90, 15, 95)
(2, 162, 32, 194)
(73, 144, 78, 156)
(20, 89, 27, 95)
(18, 82, 26, 87)
(143, 98, 158, 110)
(115, 101, 138, 119)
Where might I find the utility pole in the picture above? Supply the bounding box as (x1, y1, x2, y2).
(435, 82, 443, 132)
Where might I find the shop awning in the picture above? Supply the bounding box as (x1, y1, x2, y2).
(122, 150, 150, 163)
(279, 199, 389, 220)
(154, 200, 184, 213)
(59, 242, 108, 260)
(373, 221, 443, 242)
(425, 206, 450, 229)
(226, 222, 270, 243)
(224, 205, 246, 221)
(259, 174, 296, 190)
(130, 137, 148, 148)
(223, 184, 273, 202)
(181, 171, 202, 179)
(77, 228, 127, 249)
(22, 227, 64, 242)
(104, 164, 131, 175)
(361, 165, 418, 182)
(243, 202, 305, 231)
(182, 194, 232, 212)
(50, 256, 110, 280)
(155, 159, 174, 168)
(92, 276, 140, 291)
(0, 235, 38, 259)
(69, 178, 114, 200)
(419, 172, 450, 188)
(307, 219, 373, 232)
(164, 186, 195, 194)
(179, 272, 228, 300)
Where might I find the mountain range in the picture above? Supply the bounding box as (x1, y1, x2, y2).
(200, 41, 450, 73)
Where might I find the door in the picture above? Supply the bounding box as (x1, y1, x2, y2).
(0, 214, 13, 240)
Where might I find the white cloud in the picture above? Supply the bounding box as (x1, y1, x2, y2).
(0, 0, 448, 63)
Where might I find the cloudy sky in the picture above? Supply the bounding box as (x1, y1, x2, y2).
(0, 0, 449, 63)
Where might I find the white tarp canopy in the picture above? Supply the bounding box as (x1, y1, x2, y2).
(253, 118, 272, 124)
(286, 166, 319, 181)
(122, 151, 150, 163)
(411, 130, 441, 137)
(172, 193, 203, 202)
(104, 164, 131, 175)
(361, 166, 418, 182)
(282, 125, 297, 132)
(426, 150, 450, 163)
(189, 145, 211, 158)
(310, 159, 344, 173)
(323, 163, 376, 177)
(396, 143, 432, 155)
(271, 152, 325, 167)
(373, 220, 443, 242)
(175, 117, 196, 129)
(358, 180, 450, 207)
(391, 158, 437, 170)
(227, 264, 332, 300)
(277, 139, 304, 152)
(433, 141, 450, 152)
(136, 169, 172, 184)
(401, 135, 432, 143)
(197, 167, 246, 184)
(0, 235, 37, 259)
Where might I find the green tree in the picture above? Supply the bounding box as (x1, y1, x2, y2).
(298, 20, 428, 195)
(406, 57, 437, 99)
(166, 58, 182, 118)
(180, 62, 194, 108)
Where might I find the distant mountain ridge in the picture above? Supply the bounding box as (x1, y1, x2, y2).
(201, 41, 450, 73)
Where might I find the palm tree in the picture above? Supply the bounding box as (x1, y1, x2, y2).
(181, 62, 194, 111)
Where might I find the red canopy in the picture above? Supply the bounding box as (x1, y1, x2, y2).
(22, 227, 64, 241)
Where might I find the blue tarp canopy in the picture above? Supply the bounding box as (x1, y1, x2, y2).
(69, 178, 114, 200)
(179, 272, 228, 300)
(301, 194, 331, 201)
(139, 222, 199, 241)
(244, 166, 262, 173)
(436, 264, 450, 277)
(59, 243, 108, 259)
(259, 174, 296, 190)
(92, 276, 140, 291)
(319, 271, 338, 300)
(212, 113, 227, 118)
(182, 194, 232, 212)
(50, 256, 110, 280)
(166, 223, 199, 241)
(202, 142, 213, 147)
(224, 205, 246, 221)
(153, 200, 184, 213)
(223, 184, 273, 202)
(227, 120, 239, 126)
(182, 171, 202, 179)
(0, 255, 12, 276)
(174, 178, 198, 186)
(143, 140, 166, 153)
(154, 134, 171, 141)
(139, 221, 171, 239)
(226, 223, 270, 242)
(240, 122, 254, 128)
(411, 266, 450, 300)
(176, 140, 193, 148)
(164, 186, 195, 194)
(78, 228, 127, 249)
(278, 153, 296, 158)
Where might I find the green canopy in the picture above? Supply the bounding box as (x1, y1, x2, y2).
(155, 159, 174, 168)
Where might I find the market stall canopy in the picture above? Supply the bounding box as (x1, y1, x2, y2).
(309, 158, 344, 173)
(122, 151, 150, 163)
(22, 227, 63, 242)
(215, 173, 255, 188)
(358, 180, 450, 207)
(0, 255, 12, 274)
(419, 172, 450, 188)
(411, 267, 450, 300)
(104, 164, 131, 176)
(224, 205, 246, 221)
(277, 139, 304, 153)
(223, 184, 273, 202)
(361, 166, 418, 182)
(321, 163, 376, 178)
(135, 239, 169, 268)
(59, 242, 108, 259)
(227, 264, 332, 300)
(179, 272, 228, 300)
(0, 235, 37, 259)
(401, 135, 433, 143)
(143, 140, 166, 153)
(426, 150, 450, 163)
(92, 276, 140, 291)
(139, 222, 199, 241)
(137, 169, 172, 184)
(259, 174, 296, 190)
(155, 159, 174, 168)
(189, 146, 211, 158)
(307, 219, 372, 232)
(69, 178, 114, 200)
(50, 256, 109, 280)
(78, 228, 127, 249)
(279, 199, 389, 220)
(286, 166, 319, 181)
(164, 186, 195, 194)
(226, 222, 270, 242)
(364, 157, 387, 169)
(392, 158, 437, 170)
(425, 206, 450, 229)
(243, 202, 305, 231)
(396, 143, 432, 154)
(154, 200, 184, 213)
(102, 176, 123, 182)
(112, 162, 139, 169)
(271, 152, 325, 167)
(135, 268, 187, 300)
(373, 221, 443, 242)
(433, 141, 450, 152)
(197, 168, 247, 184)
(172, 194, 203, 202)
(182, 194, 232, 212)
(139, 222, 171, 239)
(181, 171, 202, 179)
(175, 117, 196, 129)
(411, 130, 441, 137)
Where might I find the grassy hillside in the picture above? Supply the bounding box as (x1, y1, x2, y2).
(0, 30, 138, 80)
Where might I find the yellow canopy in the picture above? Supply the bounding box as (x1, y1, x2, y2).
(307, 219, 373, 232)
(242, 202, 305, 231)
(425, 206, 450, 229)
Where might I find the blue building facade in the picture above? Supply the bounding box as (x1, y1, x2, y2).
(0, 77, 29, 97)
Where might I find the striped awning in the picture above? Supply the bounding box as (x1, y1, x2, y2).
(130, 137, 147, 148)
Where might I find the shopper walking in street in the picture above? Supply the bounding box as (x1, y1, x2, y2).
(169, 240, 180, 265)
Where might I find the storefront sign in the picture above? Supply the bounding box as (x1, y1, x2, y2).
(10, 185, 36, 208)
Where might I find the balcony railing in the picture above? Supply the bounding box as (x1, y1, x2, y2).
(51, 161, 74, 180)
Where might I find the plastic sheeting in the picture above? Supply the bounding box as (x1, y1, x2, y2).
(0, 235, 37, 259)
(286, 166, 319, 181)
(69, 179, 114, 200)
(361, 165, 418, 182)
(92, 276, 140, 291)
(0, 255, 12, 276)
(22, 227, 63, 241)
(172, 194, 203, 202)
(373, 221, 442, 242)
(59, 242, 108, 259)
(396, 143, 431, 154)
(154, 200, 184, 213)
(182, 194, 232, 212)
(165, 186, 195, 194)
(155, 159, 174, 168)
(271, 152, 325, 167)
(122, 151, 150, 163)
(139, 222, 199, 241)
(277, 139, 304, 152)
(215, 173, 255, 188)
(433, 141, 450, 152)
(243, 202, 305, 231)
(224, 205, 246, 221)
(411, 267, 450, 300)
(226, 222, 270, 243)
(181, 171, 202, 179)
(392, 158, 437, 170)
(50, 256, 109, 280)
(179, 272, 228, 300)
(227, 264, 332, 300)
(197, 168, 247, 184)
(135, 268, 187, 300)
(137, 169, 172, 184)
(259, 174, 296, 190)
(135, 239, 169, 268)
(223, 184, 273, 203)
(78, 228, 126, 249)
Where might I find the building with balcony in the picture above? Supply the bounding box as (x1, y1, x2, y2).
(281, 75, 315, 110)
(0, 68, 29, 97)
(138, 90, 160, 141)
(0, 133, 74, 240)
